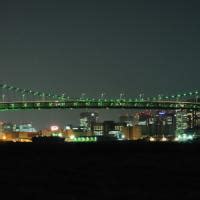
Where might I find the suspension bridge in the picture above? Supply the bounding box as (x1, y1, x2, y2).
(0, 83, 199, 111)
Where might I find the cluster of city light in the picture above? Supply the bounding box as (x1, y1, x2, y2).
(71, 136, 97, 142)
(52, 133, 63, 137)
(149, 134, 195, 142)
(175, 134, 194, 142)
(149, 136, 168, 142)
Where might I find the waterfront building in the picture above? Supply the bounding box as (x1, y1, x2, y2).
(175, 110, 189, 136)
(92, 121, 126, 138)
(80, 112, 99, 131)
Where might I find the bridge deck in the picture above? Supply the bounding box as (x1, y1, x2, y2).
(0, 100, 199, 111)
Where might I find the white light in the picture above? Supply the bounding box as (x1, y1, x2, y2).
(177, 134, 194, 142)
(58, 133, 63, 137)
(187, 135, 193, 140)
(174, 137, 179, 141)
(51, 125, 59, 131)
(70, 135, 75, 140)
(121, 134, 125, 139)
(150, 137, 155, 142)
(65, 126, 71, 130)
(182, 134, 187, 139)
(161, 137, 167, 142)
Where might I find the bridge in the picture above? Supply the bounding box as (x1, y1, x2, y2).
(0, 83, 199, 111)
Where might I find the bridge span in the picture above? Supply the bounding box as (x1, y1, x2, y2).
(0, 83, 199, 111)
(0, 100, 199, 111)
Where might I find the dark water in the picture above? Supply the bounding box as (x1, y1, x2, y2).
(0, 141, 200, 199)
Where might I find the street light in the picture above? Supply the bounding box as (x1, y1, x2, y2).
(61, 93, 66, 101)
(81, 93, 86, 99)
(158, 94, 162, 101)
(139, 93, 144, 101)
(101, 92, 105, 99)
(120, 93, 125, 99)
(2, 94, 5, 102)
(42, 93, 45, 101)
(195, 92, 199, 103)
(22, 94, 25, 102)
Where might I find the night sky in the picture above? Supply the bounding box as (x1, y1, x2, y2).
(0, 0, 200, 129)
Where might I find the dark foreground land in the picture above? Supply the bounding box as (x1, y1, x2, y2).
(1, 141, 200, 199)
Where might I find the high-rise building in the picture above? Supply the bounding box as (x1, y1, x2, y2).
(175, 110, 188, 136)
(92, 121, 126, 137)
(122, 126, 142, 140)
(80, 112, 99, 131)
(136, 110, 176, 137)
(14, 123, 37, 133)
(119, 114, 135, 126)
(2, 122, 16, 133)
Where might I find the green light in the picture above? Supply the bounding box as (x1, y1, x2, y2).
(8, 86, 14, 90)
(71, 136, 98, 143)
(188, 135, 193, 140)
(58, 133, 62, 137)
(2, 84, 7, 89)
(86, 102, 90, 106)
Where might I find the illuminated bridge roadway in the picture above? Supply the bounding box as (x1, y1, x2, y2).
(0, 100, 200, 111)
(0, 83, 199, 111)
